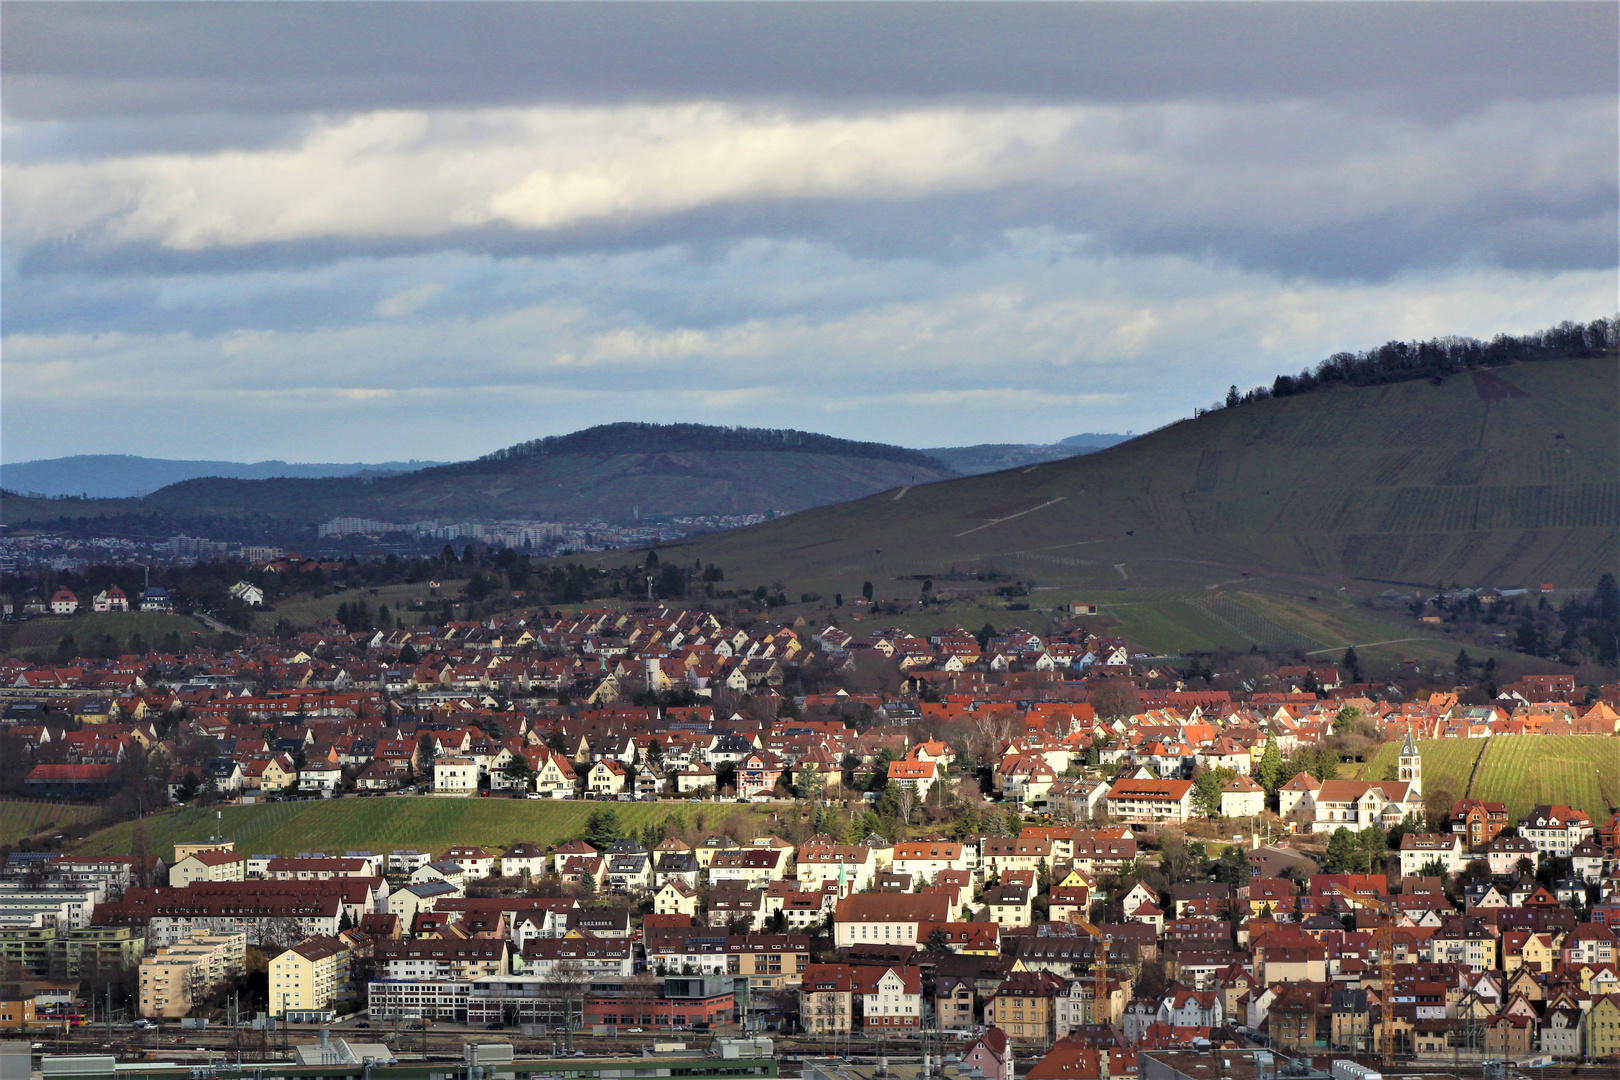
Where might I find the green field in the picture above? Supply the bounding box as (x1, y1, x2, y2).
(251, 580, 465, 634)
(0, 800, 103, 845)
(0, 611, 211, 659)
(73, 798, 773, 860)
(1358, 735, 1620, 822)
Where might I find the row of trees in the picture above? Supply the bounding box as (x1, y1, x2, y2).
(1215, 317, 1615, 411)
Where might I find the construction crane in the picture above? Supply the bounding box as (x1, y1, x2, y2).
(1333, 886, 1397, 1067)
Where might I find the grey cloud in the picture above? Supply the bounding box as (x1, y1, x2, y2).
(5, 2, 1614, 127)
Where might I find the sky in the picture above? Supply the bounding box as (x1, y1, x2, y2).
(3, 2, 1616, 464)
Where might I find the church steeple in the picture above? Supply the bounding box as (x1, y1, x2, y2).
(1398, 730, 1422, 799)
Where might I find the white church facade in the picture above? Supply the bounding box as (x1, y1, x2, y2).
(1279, 730, 1425, 833)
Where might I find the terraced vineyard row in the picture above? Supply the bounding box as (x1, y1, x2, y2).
(1187, 595, 1327, 652)
(1471, 736, 1620, 823)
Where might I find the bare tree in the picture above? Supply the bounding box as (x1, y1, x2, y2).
(895, 784, 917, 826)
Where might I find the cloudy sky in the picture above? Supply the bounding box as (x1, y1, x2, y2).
(4, 3, 1615, 464)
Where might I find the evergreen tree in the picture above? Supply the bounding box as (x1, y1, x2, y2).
(1323, 827, 1357, 872)
(1192, 769, 1229, 819)
(1255, 740, 1285, 792)
(1212, 845, 1253, 886)
(584, 807, 621, 849)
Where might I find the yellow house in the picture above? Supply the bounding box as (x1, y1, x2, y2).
(242, 756, 296, 792)
(1505, 932, 1561, 977)
(1587, 994, 1620, 1059)
(532, 751, 577, 798)
(653, 881, 699, 918)
(269, 936, 349, 1020)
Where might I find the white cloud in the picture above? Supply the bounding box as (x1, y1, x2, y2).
(4, 97, 1611, 257)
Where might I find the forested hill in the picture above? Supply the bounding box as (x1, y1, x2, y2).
(471, 423, 943, 469)
(1216, 316, 1614, 410)
(0, 424, 964, 527)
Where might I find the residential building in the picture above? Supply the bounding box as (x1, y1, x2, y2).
(269, 936, 351, 1021)
(138, 932, 247, 1019)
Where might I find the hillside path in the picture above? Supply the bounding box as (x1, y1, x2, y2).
(1303, 637, 1433, 655)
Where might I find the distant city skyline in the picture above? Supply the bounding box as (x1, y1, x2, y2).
(3, 2, 1615, 463)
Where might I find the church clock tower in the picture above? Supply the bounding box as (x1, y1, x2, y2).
(1398, 729, 1422, 800)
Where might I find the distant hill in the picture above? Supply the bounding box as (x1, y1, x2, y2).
(1, 454, 446, 499)
(645, 352, 1619, 594)
(1058, 433, 1133, 450)
(0, 423, 960, 528)
(920, 434, 1131, 476)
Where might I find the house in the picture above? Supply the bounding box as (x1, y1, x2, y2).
(1520, 805, 1594, 857)
(1451, 799, 1511, 848)
(833, 893, 950, 949)
(963, 1028, 1014, 1080)
(1542, 1005, 1584, 1060)
(499, 843, 548, 879)
(1220, 774, 1265, 818)
(892, 841, 970, 883)
(297, 762, 343, 798)
(1105, 778, 1194, 824)
(587, 759, 628, 797)
(171, 850, 246, 887)
(887, 759, 938, 800)
(1293, 735, 1425, 833)
(735, 750, 785, 798)
(800, 963, 856, 1034)
(987, 971, 1063, 1046)
(1487, 834, 1540, 878)
(432, 757, 478, 795)
(654, 881, 699, 918)
(443, 847, 496, 880)
(49, 590, 79, 615)
(856, 965, 924, 1030)
(1398, 833, 1463, 877)
(139, 587, 173, 613)
(228, 582, 265, 606)
(1590, 994, 1620, 1060)
(92, 587, 130, 612)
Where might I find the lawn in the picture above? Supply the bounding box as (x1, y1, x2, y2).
(0, 800, 103, 845)
(1357, 735, 1620, 823)
(72, 797, 774, 859)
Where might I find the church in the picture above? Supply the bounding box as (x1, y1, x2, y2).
(1278, 730, 1425, 833)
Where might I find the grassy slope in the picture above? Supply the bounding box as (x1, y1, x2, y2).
(250, 580, 465, 634)
(1357, 735, 1620, 822)
(0, 612, 211, 660)
(642, 358, 1618, 598)
(73, 799, 772, 860)
(0, 801, 103, 845)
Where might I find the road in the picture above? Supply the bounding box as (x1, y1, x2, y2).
(192, 611, 237, 635)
